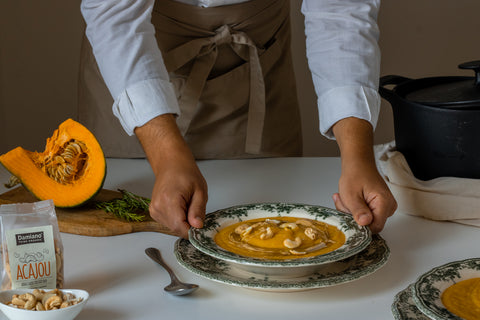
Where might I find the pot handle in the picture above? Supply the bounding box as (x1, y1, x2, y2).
(458, 60, 480, 86)
(378, 75, 412, 102)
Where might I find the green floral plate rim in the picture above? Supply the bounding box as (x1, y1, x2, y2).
(412, 257, 480, 320)
(391, 284, 430, 320)
(175, 234, 389, 292)
(188, 203, 372, 267)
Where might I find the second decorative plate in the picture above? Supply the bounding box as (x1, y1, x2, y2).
(175, 234, 389, 292)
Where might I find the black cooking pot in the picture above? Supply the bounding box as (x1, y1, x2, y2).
(379, 60, 480, 181)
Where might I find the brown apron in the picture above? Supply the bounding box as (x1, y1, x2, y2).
(78, 0, 302, 159)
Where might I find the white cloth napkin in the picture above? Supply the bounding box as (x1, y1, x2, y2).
(375, 141, 480, 227)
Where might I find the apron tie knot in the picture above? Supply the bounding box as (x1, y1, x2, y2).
(212, 25, 233, 46)
(164, 25, 266, 155)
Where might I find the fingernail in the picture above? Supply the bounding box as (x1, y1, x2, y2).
(358, 213, 371, 225)
(194, 217, 204, 228)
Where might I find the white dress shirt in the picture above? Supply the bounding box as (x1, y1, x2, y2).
(80, 0, 380, 140)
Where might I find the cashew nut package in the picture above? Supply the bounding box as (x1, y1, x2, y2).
(0, 200, 64, 290)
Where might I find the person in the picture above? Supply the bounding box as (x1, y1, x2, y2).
(79, 0, 397, 239)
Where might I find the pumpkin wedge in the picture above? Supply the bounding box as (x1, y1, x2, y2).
(0, 119, 106, 207)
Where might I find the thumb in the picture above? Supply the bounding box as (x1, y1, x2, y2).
(187, 190, 207, 229)
(333, 193, 373, 226)
(350, 202, 373, 227)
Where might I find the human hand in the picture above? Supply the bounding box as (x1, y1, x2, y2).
(148, 151, 207, 239)
(331, 117, 397, 233)
(135, 114, 208, 238)
(332, 160, 396, 233)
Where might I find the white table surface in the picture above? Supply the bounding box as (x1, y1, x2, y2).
(0, 157, 478, 320)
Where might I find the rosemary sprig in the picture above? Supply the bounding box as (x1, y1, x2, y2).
(95, 189, 150, 222)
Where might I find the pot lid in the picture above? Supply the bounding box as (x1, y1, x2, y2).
(404, 61, 480, 109)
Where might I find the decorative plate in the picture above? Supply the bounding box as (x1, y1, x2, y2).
(188, 203, 371, 270)
(175, 234, 389, 292)
(391, 284, 430, 320)
(412, 258, 480, 320)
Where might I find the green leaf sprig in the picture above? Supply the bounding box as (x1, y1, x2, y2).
(95, 189, 150, 222)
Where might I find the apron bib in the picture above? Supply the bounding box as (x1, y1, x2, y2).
(78, 0, 302, 159)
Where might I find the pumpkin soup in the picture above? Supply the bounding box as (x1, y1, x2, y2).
(442, 277, 480, 320)
(214, 216, 345, 260)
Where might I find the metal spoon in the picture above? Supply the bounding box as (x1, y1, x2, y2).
(145, 247, 199, 296)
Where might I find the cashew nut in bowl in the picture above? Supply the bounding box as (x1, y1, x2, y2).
(10, 296, 26, 308)
(19, 293, 36, 310)
(32, 289, 45, 301)
(5, 289, 84, 311)
(259, 227, 274, 240)
(234, 223, 250, 235)
(279, 222, 299, 231)
(304, 227, 318, 240)
(283, 237, 302, 249)
(241, 226, 253, 237)
(44, 295, 62, 310)
(289, 249, 307, 255)
(295, 219, 313, 227)
(265, 219, 281, 224)
(36, 301, 46, 311)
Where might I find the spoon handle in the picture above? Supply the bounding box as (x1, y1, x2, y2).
(145, 247, 180, 282)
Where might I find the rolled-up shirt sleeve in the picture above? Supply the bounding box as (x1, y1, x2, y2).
(81, 0, 180, 136)
(301, 0, 381, 139)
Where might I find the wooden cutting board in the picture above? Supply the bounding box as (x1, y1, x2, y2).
(0, 187, 174, 237)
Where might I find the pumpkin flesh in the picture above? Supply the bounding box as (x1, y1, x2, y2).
(0, 119, 106, 208)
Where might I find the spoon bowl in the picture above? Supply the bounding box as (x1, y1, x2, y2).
(145, 247, 199, 296)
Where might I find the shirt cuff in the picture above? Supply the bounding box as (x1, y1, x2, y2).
(112, 78, 181, 136)
(319, 86, 380, 139)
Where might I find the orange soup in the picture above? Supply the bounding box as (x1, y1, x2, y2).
(442, 277, 480, 320)
(214, 216, 345, 260)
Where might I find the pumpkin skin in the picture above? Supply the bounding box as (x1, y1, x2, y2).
(0, 119, 106, 208)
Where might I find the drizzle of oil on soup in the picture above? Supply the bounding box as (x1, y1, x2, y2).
(214, 216, 345, 260)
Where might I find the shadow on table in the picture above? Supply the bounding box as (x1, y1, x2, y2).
(65, 267, 142, 295)
(76, 307, 124, 320)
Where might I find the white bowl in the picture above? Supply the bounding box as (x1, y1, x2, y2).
(0, 289, 89, 320)
(188, 203, 372, 277)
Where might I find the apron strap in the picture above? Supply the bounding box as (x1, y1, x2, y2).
(163, 25, 265, 154)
